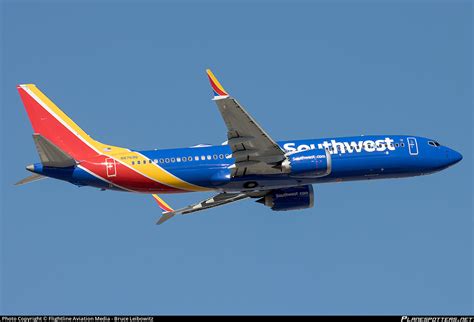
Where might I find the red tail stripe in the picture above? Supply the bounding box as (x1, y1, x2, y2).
(18, 87, 99, 159)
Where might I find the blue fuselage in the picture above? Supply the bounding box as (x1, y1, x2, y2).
(33, 135, 462, 193)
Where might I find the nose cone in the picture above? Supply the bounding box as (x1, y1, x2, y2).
(448, 149, 463, 166)
(26, 164, 35, 172)
(450, 150, 462, 165)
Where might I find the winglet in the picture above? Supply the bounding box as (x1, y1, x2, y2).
(206, 69, 229, 99)
(152, 194, 176, 225)
(152, 194, 174, 213)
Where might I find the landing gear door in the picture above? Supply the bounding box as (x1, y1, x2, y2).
(407, 137, 418, 156)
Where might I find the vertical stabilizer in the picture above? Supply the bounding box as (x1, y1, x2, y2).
(17, 84, 129, 160)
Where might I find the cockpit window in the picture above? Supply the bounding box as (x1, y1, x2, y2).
(428, 141, 441, 147)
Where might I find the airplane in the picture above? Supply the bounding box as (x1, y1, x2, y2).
(16, 70, 463, 224)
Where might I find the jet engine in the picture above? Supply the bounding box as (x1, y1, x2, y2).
(257, 185, 314, 211)
(281, 149, 331, 177)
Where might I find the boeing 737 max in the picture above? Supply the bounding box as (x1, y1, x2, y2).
(16, 70, 463, 224)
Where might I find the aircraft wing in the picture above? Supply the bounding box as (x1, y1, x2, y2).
(206, 69, 287, 177)
(152, 193, 250, 225)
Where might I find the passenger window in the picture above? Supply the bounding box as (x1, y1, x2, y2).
(225, 154, 231, 159)
(182, 157, 186, 162)
(401, 143, 405, 147)
(207, 155, 211, 160)
(159, 158, 164, 163)
(177, 157, 181, 162)
(165, 158, 170, 163)
(154, 159, 158, 164)
(137, 161, 141, 164)
(195, 156, 199, 161)
(171, 158, 175, 163)
(213, 155, 217, 160)
(188, 156, 192, 161)
(219, 154, 224, 159)
(132, 161, 135, 165)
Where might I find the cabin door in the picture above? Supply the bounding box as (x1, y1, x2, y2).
(407, 137, 418, 156)
(105, 158, 117, 177)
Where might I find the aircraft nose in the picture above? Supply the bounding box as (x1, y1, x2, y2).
(446, 148, 463, 166)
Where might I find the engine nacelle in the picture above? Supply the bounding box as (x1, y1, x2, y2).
(257, 185, 314, 211)
(282, 149, 332, 177)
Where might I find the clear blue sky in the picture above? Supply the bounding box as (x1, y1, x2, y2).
(1, 0, 472, 315)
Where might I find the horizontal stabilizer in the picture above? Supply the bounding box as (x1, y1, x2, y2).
(15, 173, 46, 186)
(33, 134, 76, 167)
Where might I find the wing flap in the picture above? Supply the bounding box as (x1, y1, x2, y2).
(152, 193, 250, 225)
(178, 193, 249, 215)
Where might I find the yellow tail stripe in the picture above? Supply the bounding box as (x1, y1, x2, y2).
(26, 84, 130, 155)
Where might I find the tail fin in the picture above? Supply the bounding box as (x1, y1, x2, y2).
(17, 84, 128, 161)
